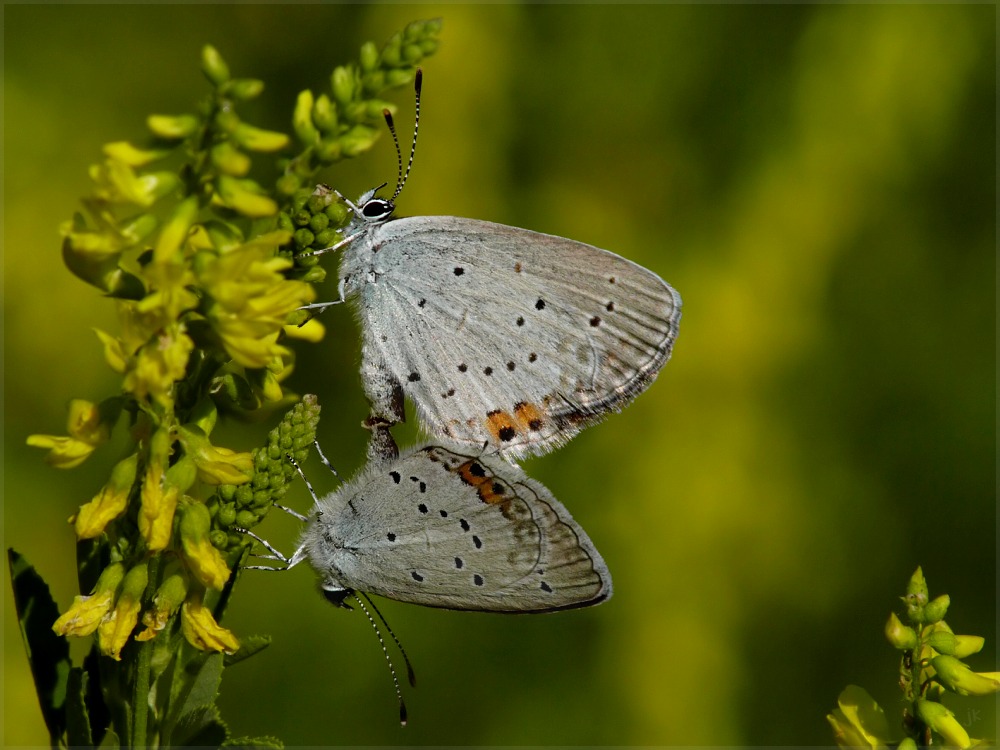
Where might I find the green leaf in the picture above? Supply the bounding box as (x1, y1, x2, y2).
(162, 648, 224, 745)
(66, 667, 94, 747)
(223, 634, 271, 667)
(97, 727, 121, 749)
(7, 548, 71, 745)
(224, 736, 285, 749)
(171, 704, 229, 747)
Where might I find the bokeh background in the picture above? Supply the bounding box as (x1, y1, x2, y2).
(4, 4, 995, 747)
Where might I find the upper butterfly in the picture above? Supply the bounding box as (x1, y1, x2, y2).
(306, 70, 682, 462)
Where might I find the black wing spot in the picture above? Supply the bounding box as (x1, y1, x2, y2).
(498, 426, 516, 442)
(589, 316, 601, 327)
(469, 462, 486, 478)
(483, 366, 493, 376)
(606, 301, 615, 311)
(439, 509, 448, 518)
(411, 571, 424, 582)
(609, 277, 616, 284)
(506, 361, 516, 371)
(418, 503, 428, 514)
(454, 267, 465, 276)
(455, 557, 464, 569)
(418, 298, 426, 308)
(535, 298, 546, 310)
(389, 471, 401, 484)
(458, 363, 468, 373)
(491, 482, 505, 495)
(473, 574, 484, 586)
(516, 316, 525, 327)
(387, 532, 396, 542)
(460, 518, 470, 531)
(528, 353, 538, 363)
(408, 372, 421, 382)
(419, 481, 427, 493)
(473, 535, 482, 549)
(540, 581, 553, 593)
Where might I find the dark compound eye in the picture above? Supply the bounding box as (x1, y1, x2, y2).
(362, 198, 394, 220)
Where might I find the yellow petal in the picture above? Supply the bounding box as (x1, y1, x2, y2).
(181, 598, 240, 654)
(52, 591, 115, 637)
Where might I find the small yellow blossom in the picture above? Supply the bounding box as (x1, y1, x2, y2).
(180, 502, 232, 590)
(52, 562, 125, 638)
(283, 317, 326, 343)
(73, 453, 139, 539)
(195, 233, 314, 369)
(826, 685, 889, 749)
(915, 699, 971, 748)
(136, 572, 189, 642)
(932, 655, 1000, 697)
(27, 399, 112, 469)
(181, 596, 240, 654)
(94, 328, 129, 373)
(138, 434, 179, 551)
(97, 563, 148, 660)
(123, 327, 194, 408)
(177, 425, 253, 486)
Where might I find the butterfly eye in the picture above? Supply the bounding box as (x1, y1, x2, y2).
(361, 198, 395, 222)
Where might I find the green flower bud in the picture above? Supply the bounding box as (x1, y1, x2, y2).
(312, 94, 338, 132)
(339, 124, 379, 157)
(896, 739, 917, 750)
(885, 612, 918, 650)
(402, 44, 424, 64)
(216, 503, 237, 527)
(154, 196, 199, 262)
(165, 455, 198, 495)
(214, 109, 241, 135)
(276, 174, 301, 198)
(952, 635, 985, 659)
(214, 176, 278, 218)
(147, 114, 200, 140)
(231, 123, 290, 153)
(313, 228, 339, 249)
(308, 213, 329, 233)
(224, 78, 264, 101)
(300, 266, 327, 284)
(209, 530, 229, 549)
(359, 41, 380, 72)
(294, 228, 315, 249)
(293, 90, 320, 145)
(315, 139, 343, 163)
(120, 214, 159, 245)
(362, 70, 386, 93)
(386, 69, 415, 87)
(931, 655, 1000, 697)
(924, 594, 950, 623)
(906, 566, 928, 602)
(201, 45, 231, 86)
(103, 141, 172, 167)
(926, 630, 958, 655)
(381, 41, 402, 68)
(331, 66, 355, 106)
(324, 202, 349, 225)
(420, 39, 439, 55)
(235, 510, 257, 529)
(211, 142, 251, 177)
(915, 699, 970, 747)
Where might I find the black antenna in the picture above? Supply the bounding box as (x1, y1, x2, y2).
(353, 593, 409, 726)
(360, 592, 417, 688)
(383, 68, 423, 202)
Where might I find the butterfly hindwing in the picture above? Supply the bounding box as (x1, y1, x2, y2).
(300, 444, 611, 612)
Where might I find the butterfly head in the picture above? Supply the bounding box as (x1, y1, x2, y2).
(353, 184, 396, 226)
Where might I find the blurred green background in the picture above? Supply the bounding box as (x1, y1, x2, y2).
(4, 4, 995, 746)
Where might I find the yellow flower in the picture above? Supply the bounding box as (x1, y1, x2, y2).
(826, 685, 890, 749)
(27, 399, 112, 469)
(52, 562, 125, 638)
(932, 655, 1000, 697)
(73, 453, 139, 539)
(123, 327, 194, 408)
(283, 317, 325, 343)
(195, 232, 314, 369)
(138, 430, 179, 551)
(97, 563, 148, 660)
(179, 502, 231, 590)
(177, 425, 253, 486)
(915, 699, 971, 748)
(181, 595, 240, 654)
(136, 572, 189, 642)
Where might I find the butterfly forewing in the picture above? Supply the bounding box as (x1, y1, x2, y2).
(343, 217, 682, 459)
(301, 445, 611, 612)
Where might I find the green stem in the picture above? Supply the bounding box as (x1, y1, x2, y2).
(132, 638, 151, 749)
